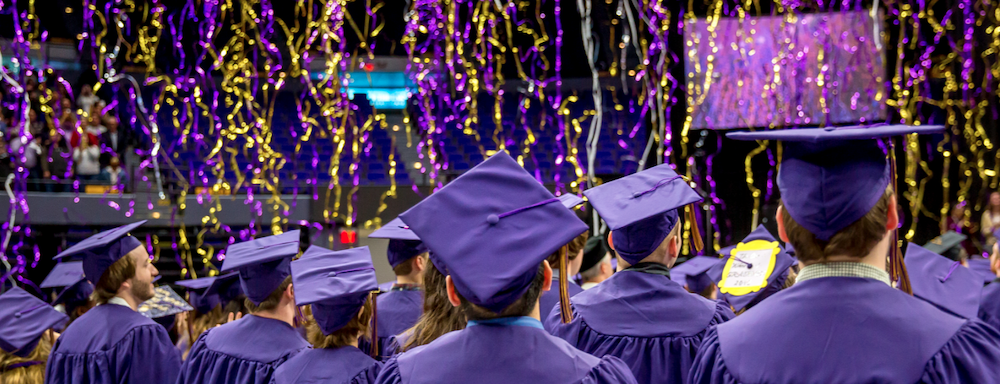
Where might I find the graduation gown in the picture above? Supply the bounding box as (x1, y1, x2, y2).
(689, 277, 1000, 384)
(374, 317, 637, 384)
(176, 314, 310, 384)
(538, 277, 585, 321)
(545, 268, 735, 384)
(364, 288, 422, 359)
(979, 279, 1000, 331)
(269, 346, 381, 384)
(45, 304, 181, 384)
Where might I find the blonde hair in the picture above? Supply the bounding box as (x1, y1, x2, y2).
(401, 261, 466, 352)
(305, 298, 374, 350)
(92, 254, 137, 305)
(0, 332, 53, 384)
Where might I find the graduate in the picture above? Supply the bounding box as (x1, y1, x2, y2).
(45, 220, 182, 384)
(392, 252, 465, 353)
(905, 243, 982, 319)
(706, 225, 796, 313)
(538, 228, 589, 318)
(270, 245, 382, 384)
(579, 236, 614, 290)
(690, 125, 1000, 384)
(1, 287, 68, 384)
(980, 241, 1000, 331)
(545, 163, 735, 384)
(670, 256, 723, 300)
(366, 217, 429, 359)
(924, 231, 969, 265)
(176, 230, 310, 384)
(174, 274, 227, 357)
(376, 152, 637, 384)
(39, 261, 94, 324)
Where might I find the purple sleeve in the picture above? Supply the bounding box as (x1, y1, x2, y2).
(127, 325, 182, 384)
(349, 362, 383, 384)
(373, 355, 402, 384)
(920, 320, 1000, 383)
(687, 327, 740, 384)
(578, 356, 639, 384)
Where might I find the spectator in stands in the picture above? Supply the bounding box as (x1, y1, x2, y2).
(101, 115, 127, 165)
(0, 137, 12, 179)
(10, 134, 44, 179)
(0, 108, 7, 137)
(43, 130, 73, 191)
(77, 84, 101, 112)
(59, 97, 74, 120)
(27, 108, 47, 139)
(983, 192, 1000, 249)
(100, 156, 128, 189)
(84, 109, 106, 136)
(73, 134, 101, 181)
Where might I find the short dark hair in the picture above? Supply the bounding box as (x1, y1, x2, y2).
(244, 276, 293, 313)
(392, 255, 424, 276)
(457, 264, 546, 321)
(782, 187, 893, 264)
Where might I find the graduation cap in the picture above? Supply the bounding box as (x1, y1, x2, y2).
(207, 271, 244, 305)
(708, 225, 795, 312)
(138, 285, 194, 320)
(175, 275, 224, 314)
(52, 279, 94, 310)
(905, 243, 981, 318)
(718, 245, 736, 257)
(220, 230, 301, 305)
(40, 261, 86, 289)
(377, 281, 395, 293)
(0, 287, 68, 357)
(400, 152, 588, 318)
(291, 245, 378, 335)
(967, 258, 998, 286)
(583, 163, 703, 265)
(922, 231, 966, 259)
(579, 236, 609, 274)
(369, 217, 427, 268)
(558, 193, 585, 210)
(671, 256, 723, 293)
(727, 124, 945, 293)
(54, 221, 146, 285)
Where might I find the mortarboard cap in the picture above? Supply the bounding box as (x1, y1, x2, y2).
(41, 261, 86, 289)
(291, 245, 378, 335)
(54, 221, 146, 285)
(727, 125, 944, 241)
(52, 279, 94, 309)
(579, 236, 609, 273)
(718, 245, 736, 257)
(967, 258, 998, 285)
(671, 256, 722, 293)
(139, 285, 194, 320)
(175, 275, 223, 313)
(400, 152, 588, 313)
(905, 243, 981, 318)
(558, 193, 585, 210)
(708, 225, 795, 312)
(0, 287, 68, 357)
(923, 231, 967, 258)
(220, 230, 300, 305)
(584, 163, 702, 265)
(370, 217, 427, 268)
(207, 271, 244, 305)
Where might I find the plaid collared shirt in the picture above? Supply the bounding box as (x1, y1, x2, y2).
(797, 262, 892, 287)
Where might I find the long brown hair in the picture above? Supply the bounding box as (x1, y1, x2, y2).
(401, 261, 465, 352)
(0, 331, 53, 384)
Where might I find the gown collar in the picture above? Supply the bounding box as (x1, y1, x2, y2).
(467, 316, 544, 330)
(623, 262, 672, 277)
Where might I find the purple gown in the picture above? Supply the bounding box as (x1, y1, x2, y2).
(689, 277, 1000, 384)
(538, 277, 585, 321)
(45, 304, 181, 384)
(369, 288, 422, 359)
(545, 269, 734, 384)
(979, 279, 1000, 331)
(176, 314, 310, 384)
(374, 318, 637, 384)
(269, 346, 381, 384)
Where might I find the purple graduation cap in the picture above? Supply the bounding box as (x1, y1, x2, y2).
(291, 245, 378, 335)
(583, 163, 703, 265)
(54, 221, 147, 285)
(41, 261, 86, 289)
(718, 245, 736, 256)
(207, 271, 243, 305)
(707, 225, 795, 312)
(220, 230, 300, 305)
(905, 243, 981, 319)
(968, 258, 997, 285)
(558, 193, 585, 210)
(0, 287, 68, 357)
(175, 275, 224, 313)
(670, 256, 722, 293)
(400, 152, 588, 314)
(370, 217, 427, 268)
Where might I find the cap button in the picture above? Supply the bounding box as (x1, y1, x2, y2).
(14, 312, 22, 318)
(487, 214, 500, 225)
(327, 271, 338, 278)
(632, 192, 642, 199)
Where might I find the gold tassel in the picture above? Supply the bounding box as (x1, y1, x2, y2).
(368, 291, 380, 358)
(558, 245, 573, 324)
(888, 141, 913, 295)
(686, 203, 704, 253)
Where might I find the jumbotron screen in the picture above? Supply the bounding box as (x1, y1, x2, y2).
(685, 11, 886, 129)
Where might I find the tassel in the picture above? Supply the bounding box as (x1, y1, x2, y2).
(558, 245, 573, 324)
(686, 203, 704, 253)
(887, 140, 913, 295)
(368, 291, 379, 358)
(185, 293, 195, 348)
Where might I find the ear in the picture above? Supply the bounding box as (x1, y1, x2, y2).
(414, 255, 427, 273)
(285, 283, 295, 301)
(776, 206, 790, 243)
(886, 194, 900, 231)
(445, 276, 461, 307)
(600, 259, 612, 275)
(667, 234, 680, 259)
(541, 260, 553, 292)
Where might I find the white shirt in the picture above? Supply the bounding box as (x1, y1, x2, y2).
(104, 296, 133, 310)
(581, 282, 600, 290)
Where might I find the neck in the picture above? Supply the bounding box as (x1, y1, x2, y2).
(252, 303, 296, 326)
(115, 292, 141, 311)
(395, 274, 421, 285)
(527, 300, 541, 321)
(811, 233, 890, 270)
